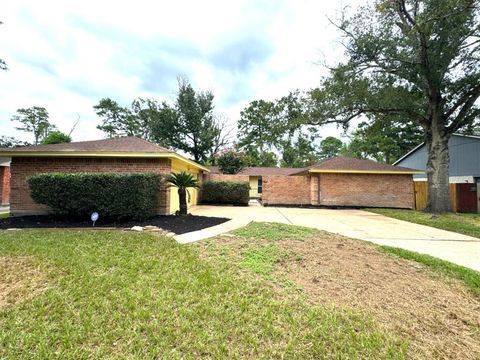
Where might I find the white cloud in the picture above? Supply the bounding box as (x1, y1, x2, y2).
(0, 0, 363, 144)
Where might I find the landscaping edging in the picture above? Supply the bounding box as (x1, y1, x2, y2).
(0, 215, 230, 235)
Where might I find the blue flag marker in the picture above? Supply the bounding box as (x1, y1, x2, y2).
(91, 212, 99, 227)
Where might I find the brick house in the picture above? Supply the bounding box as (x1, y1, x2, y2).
(205, 157, 422, 209)
(0, 158, 10, 205)
(0, 137, 209, 216)
(0, 137, 421, 215)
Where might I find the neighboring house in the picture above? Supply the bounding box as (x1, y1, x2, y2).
(0, 137, 209, 216)
(0, 157, 10, 205)
(394, 133, 480, 183)
(206, 156, 421, 209)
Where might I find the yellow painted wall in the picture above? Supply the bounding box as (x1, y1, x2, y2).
(249, 176, 260, 198)
(169, 159, 201, 214)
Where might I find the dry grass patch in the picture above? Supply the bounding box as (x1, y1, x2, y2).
(0, 256, 48, 308)
(202, 223, 480, 360)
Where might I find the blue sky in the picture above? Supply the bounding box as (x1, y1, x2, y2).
(0, 0, 360, 143)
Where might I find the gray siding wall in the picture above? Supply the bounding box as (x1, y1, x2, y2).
(396, 135, 480, 179)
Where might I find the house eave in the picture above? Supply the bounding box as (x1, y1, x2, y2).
(307, 169, 424, 175)
(0, 151, 210, 172)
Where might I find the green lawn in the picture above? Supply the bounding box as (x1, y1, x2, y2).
(369, 208, 480, 238)
(0, 230, 406, 359)
(379, 245, 480, 297)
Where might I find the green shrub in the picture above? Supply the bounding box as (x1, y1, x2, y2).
(201, 181, 250, 205)
(28, 172, 161, 220)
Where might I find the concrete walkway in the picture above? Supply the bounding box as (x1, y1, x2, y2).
(175, 205, 480, 272)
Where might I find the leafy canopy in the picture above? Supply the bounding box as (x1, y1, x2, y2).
(216, 149, 246, 174)
(318, 136, 344, 160)
(0, 136, 30, 148)
(152, 79, 220, 163)
(308, 0, 480, 133)
(306, 0, 480, 212)
(237, 92, 321, 167)
(342, 117, 423, 164)
(94, 79, 228, 164)
(42, 131, 72, 145)
(11, 107, 55, 145)
(165, 171, 200, 190)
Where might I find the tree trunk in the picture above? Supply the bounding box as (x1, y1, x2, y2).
(425, 129, 451, 213)
(178, 188, 188, 215)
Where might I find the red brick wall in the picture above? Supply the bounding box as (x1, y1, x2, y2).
(0, 166, 10, 205)
(262, 175, 312, 205)
(317, 173, 414, 209)
(203, 173, 250, 182)
(10, 157, 171, 215)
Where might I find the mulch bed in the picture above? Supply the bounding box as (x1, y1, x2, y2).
(0, 215, 230, 234)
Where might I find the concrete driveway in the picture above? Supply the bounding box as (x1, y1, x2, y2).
(177, 205, 480, 272)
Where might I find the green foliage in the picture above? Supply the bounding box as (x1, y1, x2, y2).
(369, 208, 480, 239)
(0, 136, 30, 148)
(94, 98, 159, 140)
(237, 99, 278, 152)
(233, 222, 319, 241)
(245, 149, 278, 167)
(41, 131, 72, 145)
(165, 171, 200, 215)
(241, 244, 288, 275)
(11, 106, 54, 145)
(342, 118, 423, 164)
(307, 0, 480, 212)
(94, 79, 227, 163)
(201, 181, 250, 205)
(216, 149, 246, 174)
(165, 171, 200, 189)
(318, 136, 343, 160)
(151, 78, 220, 163)
(237, 92, 319, 167)
(280, 135, 319, 167)
(28, 172, 160, 220)
(0, 230, 406, 358)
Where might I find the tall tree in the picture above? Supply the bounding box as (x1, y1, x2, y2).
(343, 118, 423, 163)
(11, 107, 53, 145)
(308, 0, 480, 212)
(238, 92, 317, 167)
(280, 135, 319, 167)
(318, 136, 344, 160)
(94, 98, 136, 138)
(237, 99, 278, 161)
(0, 136, 30, 148)
(244, 149, 278, 167)
(41, 131, 72, 145)
(151, 79, 219, 163)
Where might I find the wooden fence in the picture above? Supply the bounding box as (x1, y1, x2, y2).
(414, 181, 477, 212)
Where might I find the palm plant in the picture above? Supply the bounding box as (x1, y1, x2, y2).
(165, 171, 200, 215)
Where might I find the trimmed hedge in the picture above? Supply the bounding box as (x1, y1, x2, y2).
(201, 181, 250, 205)
(28, 172, 161, 220)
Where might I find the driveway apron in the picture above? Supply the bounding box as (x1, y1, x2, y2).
(177, 205, 480, 272)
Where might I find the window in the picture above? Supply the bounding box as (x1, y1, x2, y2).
(257, 177, 262, 194)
